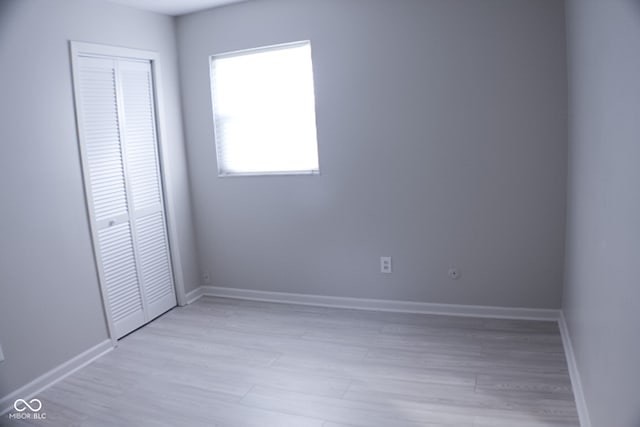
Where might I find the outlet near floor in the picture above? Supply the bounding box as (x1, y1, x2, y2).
(380, 256, 392, 274)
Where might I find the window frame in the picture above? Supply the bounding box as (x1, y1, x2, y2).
(209, 40, 321, 178)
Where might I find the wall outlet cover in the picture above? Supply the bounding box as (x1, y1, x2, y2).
(381, 256, 392, 274)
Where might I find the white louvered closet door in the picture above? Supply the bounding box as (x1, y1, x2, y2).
(76, 55, 176, 339)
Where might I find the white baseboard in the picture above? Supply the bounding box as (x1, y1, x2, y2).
(0, 339, 113, 416)
(559, 312, 592, 427)
(194, 286, 561, 321)
(185, 286, 204, 305)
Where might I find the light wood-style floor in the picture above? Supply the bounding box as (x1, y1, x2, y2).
(6, 297, 579, 427)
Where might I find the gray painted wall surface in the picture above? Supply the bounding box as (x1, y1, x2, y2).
(0, 0, 199, 397)
(563, 1, 640, 426)
(176, 0, 568, 308)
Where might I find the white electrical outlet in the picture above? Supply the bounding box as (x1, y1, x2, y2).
(448, 267, 460, 280)
(0, 342, 4, 363)
(203, 271, 211, 284)
(380, 256, 392, 274)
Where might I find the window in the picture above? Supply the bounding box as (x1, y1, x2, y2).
(210, 41, 320, 176)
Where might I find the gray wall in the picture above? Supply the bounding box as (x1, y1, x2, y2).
(563, 0, 640, 426)
(0, 0, 199, 398)
(176, 0, 568, 308)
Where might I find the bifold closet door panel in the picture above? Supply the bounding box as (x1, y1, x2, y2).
(118, 59, 177, 320)
(96, 222, 146, 337)
(77, 56, 145, 338)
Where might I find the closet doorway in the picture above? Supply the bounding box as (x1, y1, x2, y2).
(70, 42, 179, 340)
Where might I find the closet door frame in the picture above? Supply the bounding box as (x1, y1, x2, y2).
(70, 41, 187, 346)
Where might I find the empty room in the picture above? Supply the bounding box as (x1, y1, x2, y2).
(0, 0, 638, 426)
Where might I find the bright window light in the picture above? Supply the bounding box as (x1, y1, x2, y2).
(210, 41, 320, 176)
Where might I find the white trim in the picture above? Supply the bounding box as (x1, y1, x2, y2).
(0, 340, 113, 416)
(185, 286, 204, 305)
(196, 286, 561, 321)
(147, 47, 188, 308)
(559, 312, 592, 427)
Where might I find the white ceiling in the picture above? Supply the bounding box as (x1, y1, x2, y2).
(104, 0, 249, 16)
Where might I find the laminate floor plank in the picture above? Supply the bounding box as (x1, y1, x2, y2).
(3, 297, 579, 427)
